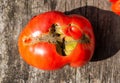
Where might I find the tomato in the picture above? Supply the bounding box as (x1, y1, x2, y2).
(109, 0, 118, 3)
(18, 11, 95, 70)
(110, 0, 120, 15)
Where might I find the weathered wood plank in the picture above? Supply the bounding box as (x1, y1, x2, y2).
(0, 0, 120, 83)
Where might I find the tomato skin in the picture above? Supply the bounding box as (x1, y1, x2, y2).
(110, 0, 120, 15)
(65, 15, 95, 67)
(109, 0, 118, 3)
(18, 11, 95, 70)
(19, 42, 66, 70)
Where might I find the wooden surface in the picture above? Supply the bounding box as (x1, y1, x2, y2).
(0, 0, 120, 83)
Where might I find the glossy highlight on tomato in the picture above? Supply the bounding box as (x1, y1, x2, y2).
(18, 11, 95, 70)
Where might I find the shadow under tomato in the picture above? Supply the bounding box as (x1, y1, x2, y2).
(64, 6, 120, 61)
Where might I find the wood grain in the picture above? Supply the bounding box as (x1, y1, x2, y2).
(0, 0, 120, 83)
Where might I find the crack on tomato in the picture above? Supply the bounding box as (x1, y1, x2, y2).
(49, 24, 66, 56)
(79, 34, 90, 44)
(49, 24, 79, 56)
(55, 38, 66, 56)
(64, 37, 78, 55)
(22, 24, 90, 56)
(39, 24, 90, 56)
(22, 36, 34, 45)
(23, 37, 32, 43)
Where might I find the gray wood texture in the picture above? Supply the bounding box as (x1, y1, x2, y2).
(0, 0, 120, 83)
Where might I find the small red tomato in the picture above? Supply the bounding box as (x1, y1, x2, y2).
(109, 0, 118, 3)
(110, 0, 120, 15)
(18, 11, 95, 70)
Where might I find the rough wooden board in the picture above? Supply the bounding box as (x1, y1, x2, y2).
(0, 0, 120, 83)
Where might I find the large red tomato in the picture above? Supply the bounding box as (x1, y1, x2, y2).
(18, 11, 95, 70)
(110, 0, 120, 15)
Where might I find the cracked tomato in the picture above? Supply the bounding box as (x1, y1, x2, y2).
(18, 11, 95, 70)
